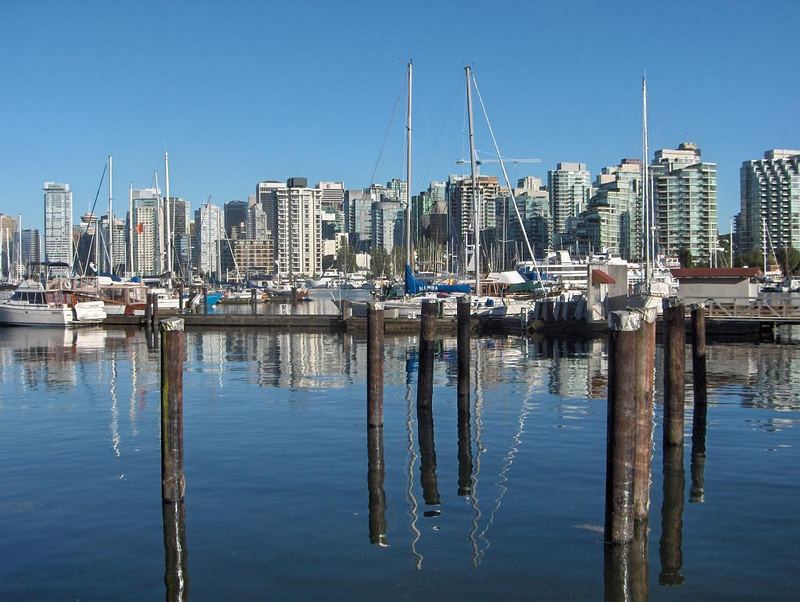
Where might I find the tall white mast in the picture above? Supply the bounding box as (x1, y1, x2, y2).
(405, 61, 413, 271)
(154, 170, 162, 275)
(642, 76, 651, 285)
(465, 65, 481, 295)
(108, 154, 113, 274)
(17, 214, 23, 281)
(165, 152, 173, 278)
(128, 182, 134, 276)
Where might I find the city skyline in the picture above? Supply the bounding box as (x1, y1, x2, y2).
(1, 1, 798, 233)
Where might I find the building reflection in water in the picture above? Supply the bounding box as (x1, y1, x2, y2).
(162, 499, 189, 601)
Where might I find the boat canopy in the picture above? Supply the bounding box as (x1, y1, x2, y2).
(404, 264, 470, 295)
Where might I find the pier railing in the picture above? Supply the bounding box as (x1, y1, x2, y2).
(685, 297, 800, 322)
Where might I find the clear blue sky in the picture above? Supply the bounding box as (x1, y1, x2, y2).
(1, 0, 797, 233)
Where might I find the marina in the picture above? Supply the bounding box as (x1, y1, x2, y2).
(0, 323, 797, 599)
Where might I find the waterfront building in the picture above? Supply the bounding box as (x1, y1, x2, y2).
(739, 149, 800, 255)
(371, 200, 404, 253)
(224, 200, 248, 240)
(344, 189, 373, 251)
(166, 197, 192, 278)
(548, 163, 592, 244)
(316, 181, 345, 237)
(447, 174, 500, 268)
(43, 182, 73, 277)
(131, 188, 163, 276)
(385, 178, 408, 206)
(21, 228, 40, 275)
(194, 202, 223, 280)
(99, 216, 127, 274)
(573, 159, 642, 259)
(258, 178, 322, 277)
(502, 177, 551, 260)
(651, 143, 718, 265)
(230, 238, 273, 276)
(0, 214, 19, 279)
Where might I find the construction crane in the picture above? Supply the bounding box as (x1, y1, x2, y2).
(456, 152, 540, 166)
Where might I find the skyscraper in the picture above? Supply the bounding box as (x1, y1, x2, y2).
(168, 197, 192, 278)
(447, 174, 500, 268)
(21, 228, 40, 275)
(548, 163, 592, 245)
(371, 200, 405, 253)
(316, 181, 345, 237)
(258, 178, 322, 277)
(131, 188, 163, 275)
(0, 214, 19, 279)
(43, 182, 73, 277)
(739, 149, 800, 256)
(224, 200, 248, 240)
(194, 202, 223, 280)
(652, 143, 718, 266)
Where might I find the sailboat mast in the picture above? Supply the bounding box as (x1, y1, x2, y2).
(465, 65, 481, 295)
(165, 152, 172, 278)
(642, 76, 651, 285)
(108, 154, 113, 275)
(405, 61, 413, 271)
(128, 182, 134, 276)
(17, 214, 22, 281)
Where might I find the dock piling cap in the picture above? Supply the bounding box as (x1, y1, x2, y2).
(608, 310, 641, 331)
(160, 317, 185, 332)
(368, 301, 384, 311)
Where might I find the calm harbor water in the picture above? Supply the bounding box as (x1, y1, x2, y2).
(0, 327, 797, 600)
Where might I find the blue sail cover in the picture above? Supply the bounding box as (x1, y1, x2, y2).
(404, 264, 471, 295)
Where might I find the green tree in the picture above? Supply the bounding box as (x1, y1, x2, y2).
(335, 244, 358, 273)
(736, 250, 763, 270)
(776, 247, 800, 276)
(676, 247, 693, 269)
(369, 247, 389, 277)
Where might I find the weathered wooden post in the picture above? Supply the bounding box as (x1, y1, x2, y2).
(202, 286, 208, 314)
(631, 518, 650, 602)
(151, 293, 159, 330)
(605, 310, 640, 544)
(145, 292, 153, 328)
(663, 299, 686, 448)
(633, 307, 657, 523)
(367, 302, 384, 429)
(177, 285, 184, 312)
(160, 317, 186, 503)
(367, 426, 388, 546)
(457, 296, 471, 410)
(690, 304, 707, 408)
(659, 444, 685, 586)
(341, 299, 352, 321)
(417, 300, 437, 411)
(162, 498, 189, 600)
(603, 542, 631, 601)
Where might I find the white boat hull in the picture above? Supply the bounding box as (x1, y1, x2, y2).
(0, 303, 74, 326)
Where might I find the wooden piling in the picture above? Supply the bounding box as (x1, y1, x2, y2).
(690, 304, 707, 409)
(162, 499, 189, 600)
(416, 300, 437, 411)
(367, 302, 384, 428)
(605, 310, 640, 544)
(145, 292, 153, 327)
(160, 318, 186, 503)
(603, 543, 631, 602)
(151, 293, 159, 330)
(367, 427, 388, 546)
(202, 286, 208, 314)
(341, 299, 352, 320)
(633, 307, 657, 522)
(663, 300, 686, 448)
(631, 519, 649, 602)
(659, 444, 685, 586)
(457, 296, 471, 410)
(177, 285, 184, 312)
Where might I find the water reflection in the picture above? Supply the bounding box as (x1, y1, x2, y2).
(690, 401, 707, 504)
(162, 499, 189, 601)
(367, 427, 388, 546)
(659, 445, 685, 586)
